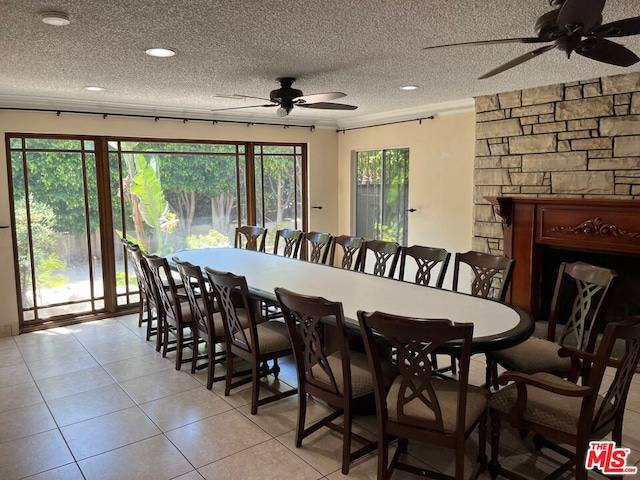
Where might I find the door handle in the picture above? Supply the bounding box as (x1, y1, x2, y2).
(407, 208, 417, 213)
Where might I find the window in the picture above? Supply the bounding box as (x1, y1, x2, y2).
(354, 148, 409, 244)
(7, 134, 307, 330)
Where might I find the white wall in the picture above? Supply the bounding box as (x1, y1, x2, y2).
(0, 111, 338, 336)
(336, 109, 476, 289)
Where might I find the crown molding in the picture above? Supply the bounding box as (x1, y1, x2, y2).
(0, 94, 338, 128)
(335, 98, 475, 130)
(0, 93, 475, 131)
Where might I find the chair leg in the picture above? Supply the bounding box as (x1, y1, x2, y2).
(156, 313, 164, 352)
(295, 391, 307, 448)
(378, 433, 389, 480)
(162, 320, 169, 358)
(191, 334, 199, 374)
(206, 341, 215, 390)
(175, 327, 183, 370)
(455, 437, 465, 480)
(250, 360, 260, 415)
(478, 412, 488, 472)
(138, 297, 144, 327)
(225, 350, 234, 396)
(488, 410, 501, 479)
(342, 406, 353, 475)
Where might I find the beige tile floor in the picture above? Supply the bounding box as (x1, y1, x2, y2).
(0, 314, 638, 480)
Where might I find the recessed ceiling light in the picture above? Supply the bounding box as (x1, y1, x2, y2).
(84, 86, 105, 92)
(401, 85, 419, 91)
(40, 11, 71, 26)
(145, 48, 176, 58)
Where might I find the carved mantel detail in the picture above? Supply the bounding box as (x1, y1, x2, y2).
(548, 217, 640, 239)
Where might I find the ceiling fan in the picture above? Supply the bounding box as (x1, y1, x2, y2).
(423, 0, 640, 79)
(213, 77, 358, 117)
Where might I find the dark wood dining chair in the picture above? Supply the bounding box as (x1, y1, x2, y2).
(273, 228, 303, 258)
(234, 225, 267, 252)
(398, 245, 451, 288)
(133, 247, 163, 351)
(452, 250, 515, 301)
(398, 245, 454, 374)
(301, 231, 332, 264)
(487, 261, 617, 390)
(275, 287, 387, 474)
(358, 240, 401, 278)
(205, 267, 296, 414)
(175, 259, 229, 389)
(358, 310, 488, 480)
(144, 253, 195, 370)
(329, 235, 364, 270)
(488, 318, 640, 480)
(122, 239, 154, 336)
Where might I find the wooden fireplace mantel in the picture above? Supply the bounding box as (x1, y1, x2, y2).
(486, 196, 640, 318)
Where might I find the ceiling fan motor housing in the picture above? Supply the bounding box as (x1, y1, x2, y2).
(270, 86, 303, 103)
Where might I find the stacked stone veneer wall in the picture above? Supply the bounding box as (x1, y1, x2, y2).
(473, 71, 640, 254)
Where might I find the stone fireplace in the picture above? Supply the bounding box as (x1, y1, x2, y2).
(472, 71, 640, 320)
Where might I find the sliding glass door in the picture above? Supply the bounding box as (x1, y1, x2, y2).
(7, 135, 307, 331)
(354, 148, 409, 245)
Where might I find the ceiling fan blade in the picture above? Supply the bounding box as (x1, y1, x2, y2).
(593, 16, 640, 37)
(557, 0, 605, 33)
(478, 44, 555, 79)
(294, 92, 346, 104)
(215, 94, 273, 102)
(297, 102, 358, 110)
(210, 104, 276, 112)
(423, 37, 545, 50)
(576, 38, 640, 67)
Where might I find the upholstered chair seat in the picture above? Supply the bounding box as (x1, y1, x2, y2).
(387, 377, 488, 434)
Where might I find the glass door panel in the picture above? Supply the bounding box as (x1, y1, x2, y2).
(9, 137, 103, 325)
(253, 144, 305, 252)
(355, 148, 409, 244)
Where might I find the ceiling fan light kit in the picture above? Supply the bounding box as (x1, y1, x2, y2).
(212, 77, 358, 117)
(423, 0, 640, 79)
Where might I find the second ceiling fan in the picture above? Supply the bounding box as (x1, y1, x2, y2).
(423, 0, 640, 79)
(214, 77, 358, 117)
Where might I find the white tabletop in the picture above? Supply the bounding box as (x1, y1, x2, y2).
(171, 248, 532, 351)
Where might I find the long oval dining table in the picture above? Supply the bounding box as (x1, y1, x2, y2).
(171, 247, 533, 356)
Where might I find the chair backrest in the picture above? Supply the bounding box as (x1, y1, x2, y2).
(301, 231, 332, 264)
(132, 248, 159, 311)
(329, 235, 364, 270)
(452, 250, 515, 301)
(358, 310, 474, 434)
(234, 225, 267, 252)
(275, 287, 350, 398)
(174, 259, 216, 339)
(574, 319, 640, 440)
(123, 241, 146, 295)
(273, 229, 303, 258)
(548, 262, 617, 352)
(358, 240, 401, 278)
(398, 245, 451, 288)
(144, 253, 183, 324)
(205, 267, 258, 354)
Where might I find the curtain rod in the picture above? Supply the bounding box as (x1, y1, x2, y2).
(0, 107, 317, 132)
(336, 115, 435, 133)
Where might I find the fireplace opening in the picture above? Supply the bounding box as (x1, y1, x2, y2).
(539, 245, 640, 331)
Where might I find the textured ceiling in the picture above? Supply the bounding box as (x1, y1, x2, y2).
(1, 0, 639, 127)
